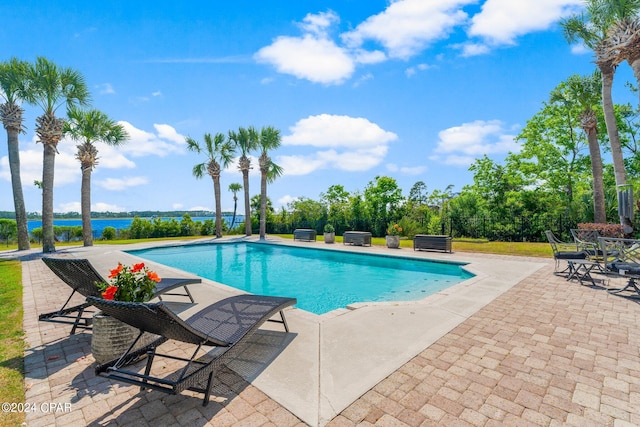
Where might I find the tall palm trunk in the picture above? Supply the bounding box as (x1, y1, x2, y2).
(599, 63, 631, 230)
(1, 104, 30, 249)
(259, 153, 269, 240)
(240, 155, 251, 236)
(208, 160, 223, 238)
(37, 112, 64, 253)
(213, 178, 222, 238)
(230, 194, 238, 229)
(582, 111, 606, 223)
(41, 143, 56, 252)
(80, 164, 93, 246)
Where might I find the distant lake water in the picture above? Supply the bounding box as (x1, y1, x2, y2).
(27, 215, 244, 235)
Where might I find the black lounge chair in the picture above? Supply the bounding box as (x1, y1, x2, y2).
(87, 294, 296, 406)
(39, 257, 201, 334)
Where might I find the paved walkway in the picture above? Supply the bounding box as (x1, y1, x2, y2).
(14, 245, 640, 426)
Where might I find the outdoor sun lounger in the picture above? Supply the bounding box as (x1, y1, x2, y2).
(38, 257, 201, 335)
(87, 294, 297, 406)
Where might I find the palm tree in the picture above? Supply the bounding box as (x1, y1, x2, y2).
(597, 0, 640, 101)
(562, 1, 632, 231)
(551, 72, 607, 223)
(228, 126, 258, 236)
(29, 57, 90, 252)
(0, 58, 31, 250)
(228, 182, 242, 230)
(64, 107, 129, 246)
(186, 133, 235, 238)
(257, 126, 284, 240)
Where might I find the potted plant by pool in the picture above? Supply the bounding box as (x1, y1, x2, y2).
(386, 223, 402, 249)
(92, 262, 161, 364)
(324, 223, 335, 243)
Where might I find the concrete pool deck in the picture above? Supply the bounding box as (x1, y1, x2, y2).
(10, 236, 640, 426)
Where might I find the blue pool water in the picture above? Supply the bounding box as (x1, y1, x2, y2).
(129, 242, 474, 315)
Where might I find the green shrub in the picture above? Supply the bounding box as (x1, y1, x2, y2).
(101, 226, 116, 240)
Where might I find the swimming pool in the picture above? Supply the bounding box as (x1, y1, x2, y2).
(129, 242, 474, 315)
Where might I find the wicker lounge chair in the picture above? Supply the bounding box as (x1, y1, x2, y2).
(38, 257, 201, 334)
(87, 294, 297, 405)
(545, 230, 587, 275)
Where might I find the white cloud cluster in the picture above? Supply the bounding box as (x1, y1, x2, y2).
(431, 119, 520, 166)
(256, 1, 585, 83)
(279, 114, 397, 175)
(117, 121, 187, 158)
(462, 0, 583, 55)
(342, 0, 472, 59)
(96, 176, 149, 191)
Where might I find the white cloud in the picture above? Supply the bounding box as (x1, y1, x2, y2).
(97, 83, 115, 95)
(570, 44, 590, 55)
(96, 176, 149, 191)
(4, 137, 80, 186)
(278, 195, 299, 207)
(57, 202, 80, 213)
(430, 154, 477, 166)
(117, 121, 186, 157)
(342, 0, 473, 59)
(298, 10, 339, 37)
(173, 203, 184, 209)
(154, 123, 186, 144)
(188, 205, 212, 211)
(283, 114, 397, 148)
(387, 163, 427, 175)
(278, 114, 397, 175)
(93, 202, 127, 212)
(432, 120, 520, 167)
(467, 0, 582, 45)
(152, 91, 162, 97)
(255, 34, 355, 85)
(457, 42, 491, 57)
(56, 201, 127, 213)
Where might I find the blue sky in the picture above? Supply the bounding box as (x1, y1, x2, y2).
(0, 0, 636, 214)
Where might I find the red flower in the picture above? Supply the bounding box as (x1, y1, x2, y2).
(147, 271, 161, 283)
(108, 263, 124, 279)
(131, 263, 145, 273)
(102, 285, 118, 300)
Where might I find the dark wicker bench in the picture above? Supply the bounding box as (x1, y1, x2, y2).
(89, 294, 296, 406)
(293, 228, 317, 242)
(343, 231, 372, 246)
(413, 235, 452, 253)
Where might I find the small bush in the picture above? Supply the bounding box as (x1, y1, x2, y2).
(578, 223, 624, 238)
(101, 226, 116, 240)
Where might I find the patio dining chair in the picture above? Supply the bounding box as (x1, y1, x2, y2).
(570, 229, 604, 261)
(38, 257, 201, 334)
(598, 237, 640, 298)
(545, 230, 587, 276)
(88, 294, 297, 406)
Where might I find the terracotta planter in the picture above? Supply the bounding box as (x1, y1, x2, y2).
(91, 311, 138, 364)
(386, 235, 400, 249)
(324, 232, 335, 244)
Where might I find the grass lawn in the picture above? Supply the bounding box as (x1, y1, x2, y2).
(0, 259, 25, 427)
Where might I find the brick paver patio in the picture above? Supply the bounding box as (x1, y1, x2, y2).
(20, 252, 640, 426)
